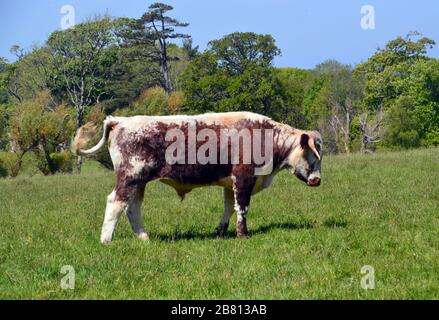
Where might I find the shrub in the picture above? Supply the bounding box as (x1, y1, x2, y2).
(86, 104, 106, 124)
(50, 151, 74, 173)
(384, 96, 422, 149)
(0, 158, 7, 178)
(0, 152, 22, 177)
(8, 92, 75, 175)
(167, 91, 184, 114)
(125, 86, 168, 116)
(0, 107, 10, 150)
(423, 129, 439, 147)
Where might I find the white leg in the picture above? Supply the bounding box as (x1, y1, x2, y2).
(216, 188, 235, 237)
(100, 190, 127, 244)
(127, 188, 148, 241)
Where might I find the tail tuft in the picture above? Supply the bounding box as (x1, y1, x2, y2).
(71, 116, 117, 156)
(71, 122, 99, 156)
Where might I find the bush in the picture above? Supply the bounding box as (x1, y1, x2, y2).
(423, 129, 439, 147)
(384, 96, 422, 149)
(0, 158, 7, 178)
(0, 152, 22, 177)
(8, 92, 75, 175)
(50, 151, 74, 173)
(119, 86, 168, 116)
(0, 107, 10, 150)
(86, 104, 106, 124)
(167, 91, 184, 114)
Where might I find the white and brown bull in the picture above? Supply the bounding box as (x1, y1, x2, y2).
(72, 112, 322, 244)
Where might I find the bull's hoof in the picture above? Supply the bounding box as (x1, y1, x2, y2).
(215, 224, 229, 238)
(100, 237, 112, 245)
(236, 223, 249, 238)
(138, 232, 149, 241)
(236, 232, 250, 239)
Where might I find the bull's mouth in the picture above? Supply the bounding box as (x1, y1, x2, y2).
(294, 171, 308, 183)
(307, 177, 321, 187)
(293, 169, 321, 187)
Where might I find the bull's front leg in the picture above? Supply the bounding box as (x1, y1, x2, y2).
(232, 176, 256, 238)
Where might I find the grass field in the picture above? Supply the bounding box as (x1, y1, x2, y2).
(0, 148, 438, 299)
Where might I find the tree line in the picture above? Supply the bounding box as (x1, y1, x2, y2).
(0, 3, 438, 177)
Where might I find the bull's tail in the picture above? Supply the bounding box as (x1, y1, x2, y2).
(71, 116, 116, 156)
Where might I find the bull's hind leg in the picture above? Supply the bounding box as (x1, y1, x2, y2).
(127, 186, 149, 241)
(100, 175, 143, 244)
(100, 190, 128, 244)
(216, 188, 234, 238)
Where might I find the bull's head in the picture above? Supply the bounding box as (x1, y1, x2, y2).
(286, 131, 322, 187)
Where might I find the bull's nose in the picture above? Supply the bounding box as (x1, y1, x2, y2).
(307, 177, 321, 187)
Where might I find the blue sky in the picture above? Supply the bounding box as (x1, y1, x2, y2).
(1, 0, 438, 69)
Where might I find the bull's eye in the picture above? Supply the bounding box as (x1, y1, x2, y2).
(315, 142, 322, 155)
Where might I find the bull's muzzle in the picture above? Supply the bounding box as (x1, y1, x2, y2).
(307, 176, 321, 187)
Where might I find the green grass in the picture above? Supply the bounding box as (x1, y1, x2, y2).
(0, 148, 439, 299)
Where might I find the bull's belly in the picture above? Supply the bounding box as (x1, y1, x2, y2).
(252, 173, 276, 195)
(159, 177, 233, 199)
(159, 173, 276, 199)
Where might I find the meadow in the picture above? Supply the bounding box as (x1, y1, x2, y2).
(0, 148, 438, 299)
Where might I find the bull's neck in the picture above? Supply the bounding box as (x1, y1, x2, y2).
(271, 121, 302, 170)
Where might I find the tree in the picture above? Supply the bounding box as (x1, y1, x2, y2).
(1, 46, 55, 104)
(321, 61, 364, 153)
(218, 62, 289, 121)
(46, 16, 117, 172)
(168, 44, 193, 91)
(355, 32, 434, 109)
(275, 68, 312, 128)
(359, 110, 384, 153)
(401, 59, 439, 146)
(0, 58, 11, 104)
(208, 32, 281, 75)
(0, 58, 11, 151)
(111, 17, 162, 100)
(302, 60, 364, 153)
(355, 32, 439, 147)
(98, 41, 158, 113)
(0, 106, 9, 150)
(182, 38, 199, 59)
(1, 58, 23, 103)
(384, 96, 422, 148)
(181, 32, 293, 123)
(139, 3, 190, 94)
(181, 52, 226, 113)
(8, 91, 75, 175)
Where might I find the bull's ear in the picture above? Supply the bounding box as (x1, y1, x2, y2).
(300, 134, 321, 160)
